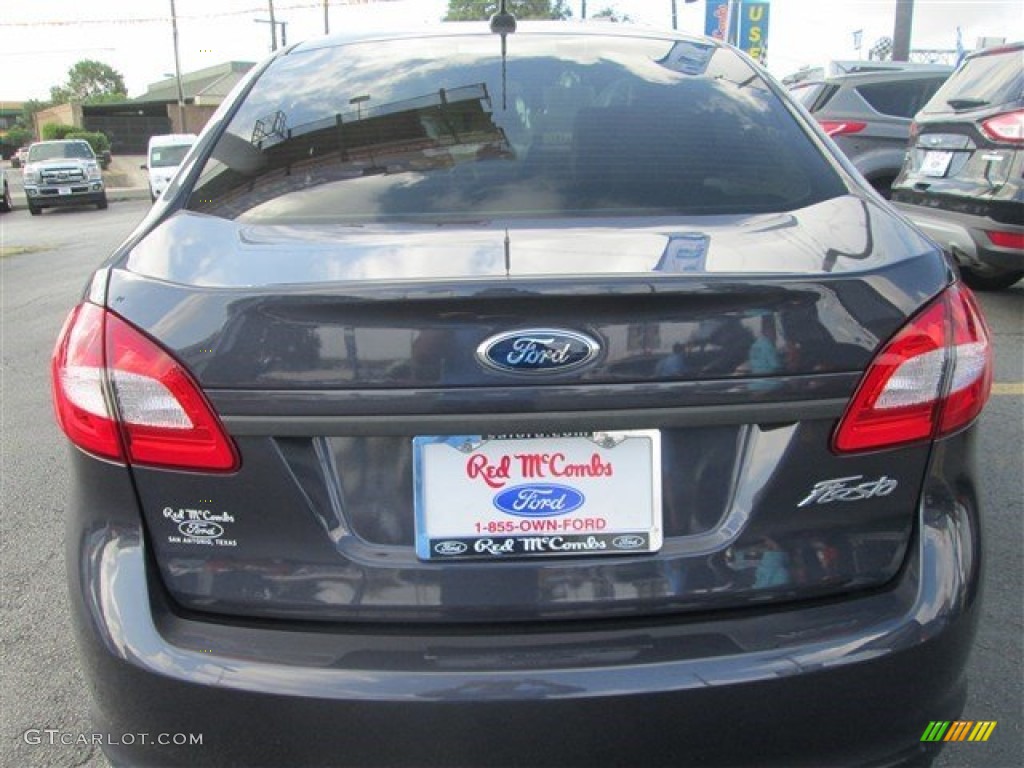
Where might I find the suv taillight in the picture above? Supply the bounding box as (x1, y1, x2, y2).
(819, 120, 867, 137)
(52, 302, 239, 471)
(833, 284, 992, 453)
(980, 109, 1024, 143)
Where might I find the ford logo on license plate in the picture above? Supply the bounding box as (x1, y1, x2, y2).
(477, 329, 600, 374)
(493, 483, 586, 517)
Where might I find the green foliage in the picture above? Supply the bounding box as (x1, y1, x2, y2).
(66, 131, 111, 155)
(4, 125, 33, 149)
(21, 99, 52, 128)
(593, 6, 631, 22)
(41, 123, 77, 141)
(49, 59, 128, 104)
(444, 1, 571, 22)
(37, 125, 110, 156)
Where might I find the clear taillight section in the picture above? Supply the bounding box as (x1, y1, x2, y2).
(51, 302, 239, 472)
(833, 284, 992, 453)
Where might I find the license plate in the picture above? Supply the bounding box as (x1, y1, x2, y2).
(58, 186, 72, 195)
(413, 431, 662, 561)
(920, 150, 953, 178)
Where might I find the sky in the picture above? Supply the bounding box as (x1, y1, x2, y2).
(1, 0, 1021, 101)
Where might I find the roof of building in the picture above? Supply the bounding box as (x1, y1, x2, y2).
(136, 61, 255, 105)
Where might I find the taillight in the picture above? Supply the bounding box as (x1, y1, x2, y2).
(980, 109, 1024, 143)
(909, 121, 921, 141)
(51, 302, 239, 471)
(985, 230, 1024, 250)
(833, 285, 992, 453)
(819, 120, 867, 137)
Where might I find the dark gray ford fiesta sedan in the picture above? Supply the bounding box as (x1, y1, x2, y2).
(52, 20, 992, 768)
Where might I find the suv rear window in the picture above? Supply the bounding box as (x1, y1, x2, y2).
(187, 34, 845, 223)
(856, 77, 948, 118)
(923, 47, 1024, 113)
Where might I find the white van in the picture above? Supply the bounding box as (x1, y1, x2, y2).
(144, 134, 197, 202)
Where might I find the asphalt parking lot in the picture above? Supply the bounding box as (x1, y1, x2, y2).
(1, 188, 1021, 768)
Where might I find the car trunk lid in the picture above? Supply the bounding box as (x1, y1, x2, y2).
(109, 197, 949, 623)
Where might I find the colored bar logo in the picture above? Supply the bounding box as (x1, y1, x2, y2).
(921, 721, 997, 742)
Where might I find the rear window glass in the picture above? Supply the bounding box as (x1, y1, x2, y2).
(188, 34, 845, 223)
(924, 48, 1024, 113)
(856, 76, 948, 118)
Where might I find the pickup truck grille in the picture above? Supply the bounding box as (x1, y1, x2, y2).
(41, 167, 86, 184)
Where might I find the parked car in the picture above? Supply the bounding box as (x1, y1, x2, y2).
(21, 139, 107, 215)
(892, 42, 1023, 290)
(11, 145, 29, 169)
(142, 133, 197, 201)
(52, 22, 991, 768)
(0, 166, 11, 212)
(790, 66, 952, 198)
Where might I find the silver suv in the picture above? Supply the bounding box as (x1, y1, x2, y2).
(22, 139, 108, 215)
(791, 67, 951, 198)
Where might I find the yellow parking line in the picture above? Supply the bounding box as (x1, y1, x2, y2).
(992, 382, 1024, 396)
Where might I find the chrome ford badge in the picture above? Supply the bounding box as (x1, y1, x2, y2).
(477, 329, 600, 374)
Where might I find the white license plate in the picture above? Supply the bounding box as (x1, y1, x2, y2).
(57, 186, 72, 195)
(920, 150, 953, 178)
(413, 431, 662, 560)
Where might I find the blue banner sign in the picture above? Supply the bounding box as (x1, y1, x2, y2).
(740, 1, 770, 62)
(704, 1, 771, 63)
(704, 0, 729, 40)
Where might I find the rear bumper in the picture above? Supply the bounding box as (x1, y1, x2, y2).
(893, 202, 1023, 274)
(67, 430, 983, 768)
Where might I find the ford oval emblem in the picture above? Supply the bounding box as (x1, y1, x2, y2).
(612, 535, 646, 550)
(493, 484, 586, 517)
(477, 329, 600, 375)
(178, 521, 224, 539)
(434, 540, 468, 556)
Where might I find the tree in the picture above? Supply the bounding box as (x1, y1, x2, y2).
(593, 6, 631, 22)
(50, 59, 128, 104)
(444, 1, 571, 22)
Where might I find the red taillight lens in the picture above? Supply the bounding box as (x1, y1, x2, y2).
(819, 120, 867, 137)
(980, 109, 1024, 144)
(51, 303, 239, 472)
(833, 284, 992, 453)
(51, 303, 124, 461)
(985, 230, 1024, 249)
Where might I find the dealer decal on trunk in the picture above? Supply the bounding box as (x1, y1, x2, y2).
(162, 506, 238, 547)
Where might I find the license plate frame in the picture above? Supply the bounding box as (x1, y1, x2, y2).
(57, 186, 73, 196)
(413, 431, 662, 561)
(920, 150, 953, 178)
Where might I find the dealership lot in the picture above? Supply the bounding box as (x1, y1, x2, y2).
(1, 197, 1021, 767)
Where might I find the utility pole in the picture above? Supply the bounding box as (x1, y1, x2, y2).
(169, 0, 187, 132)
(671, 0, 677, 30)
(582, 1, 587, 20)
(269, 0, 278, 51)
(324, 0, 330, 34)
(893, 0, 914, 62)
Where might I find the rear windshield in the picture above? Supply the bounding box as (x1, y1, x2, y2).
(150, 144, 193, 168)
(28, 142, 94, 162)
(923, 47, 1024, 113)
(188, 33, 845, 223)
(856, 76, 948, 118)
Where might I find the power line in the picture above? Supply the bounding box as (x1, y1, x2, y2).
(0, 1, 398, 28)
